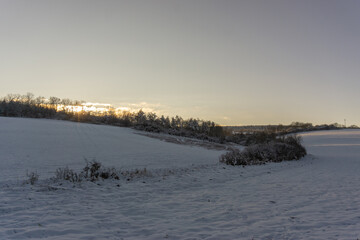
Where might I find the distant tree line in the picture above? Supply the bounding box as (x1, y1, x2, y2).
(0, 93, 226, 142)
(223, 121, 359, 146)
(0, 93, 57, 118)
(263, 122, 359, 134)
(2, 93, 355, 146)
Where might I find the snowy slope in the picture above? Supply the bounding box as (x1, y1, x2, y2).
(0, 117, 222, 182)
(1, 118, 360, 239)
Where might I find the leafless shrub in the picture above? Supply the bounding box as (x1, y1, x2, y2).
(53, 161, 126, 182)
(220, 135, 307, 166)
(25, 171, 39, 185)
(55, 167, 82, 182)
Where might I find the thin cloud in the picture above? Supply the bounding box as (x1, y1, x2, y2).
(115, 102, 166, 115)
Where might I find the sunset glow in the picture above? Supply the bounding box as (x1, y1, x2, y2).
(56, 102, 152, 115)
(1, 1, 360, 125)
(57, 103, 112, 114)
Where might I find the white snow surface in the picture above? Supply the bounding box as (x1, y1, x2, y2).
(1, 117, 360, 239)
(0, 117, 221, 182)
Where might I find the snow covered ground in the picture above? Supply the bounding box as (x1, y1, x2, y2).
(0, 117, 222, 182)
(1, 117, 360, 239)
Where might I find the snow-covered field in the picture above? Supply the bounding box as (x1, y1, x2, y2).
(1, 117, 360, 239)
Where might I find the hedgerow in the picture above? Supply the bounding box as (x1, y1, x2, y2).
(220, 135, 306, 166)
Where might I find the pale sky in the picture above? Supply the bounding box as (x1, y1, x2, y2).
(1, 0, 359, 125)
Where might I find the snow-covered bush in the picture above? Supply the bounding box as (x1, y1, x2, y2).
(55, 167, 82, 182)
(220, 135, 307, 166)
(52, 161, 152, 183)
(25, 171, 39, 185)
(53, 161, 120, 182)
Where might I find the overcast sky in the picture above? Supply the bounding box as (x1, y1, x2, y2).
(1, 0, 359, 125)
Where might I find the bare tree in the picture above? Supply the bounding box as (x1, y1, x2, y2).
(49, 96, 61, 110)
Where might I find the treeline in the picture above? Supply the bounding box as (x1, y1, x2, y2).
(2, 93, 351, 147)
(0, 93, 83, 119)
(0, 93, 52, 118)
(0, 93, 225, 142)
(224, 121, 360, 146)
(227, 121, 359, 135)
(264, 122, 359, 134)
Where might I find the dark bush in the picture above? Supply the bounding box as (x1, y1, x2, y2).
(220, 135, 307, 166)
(55, 167, 81, 182)
(244, 131, 277, 146)
(52, 161, 150, 183)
